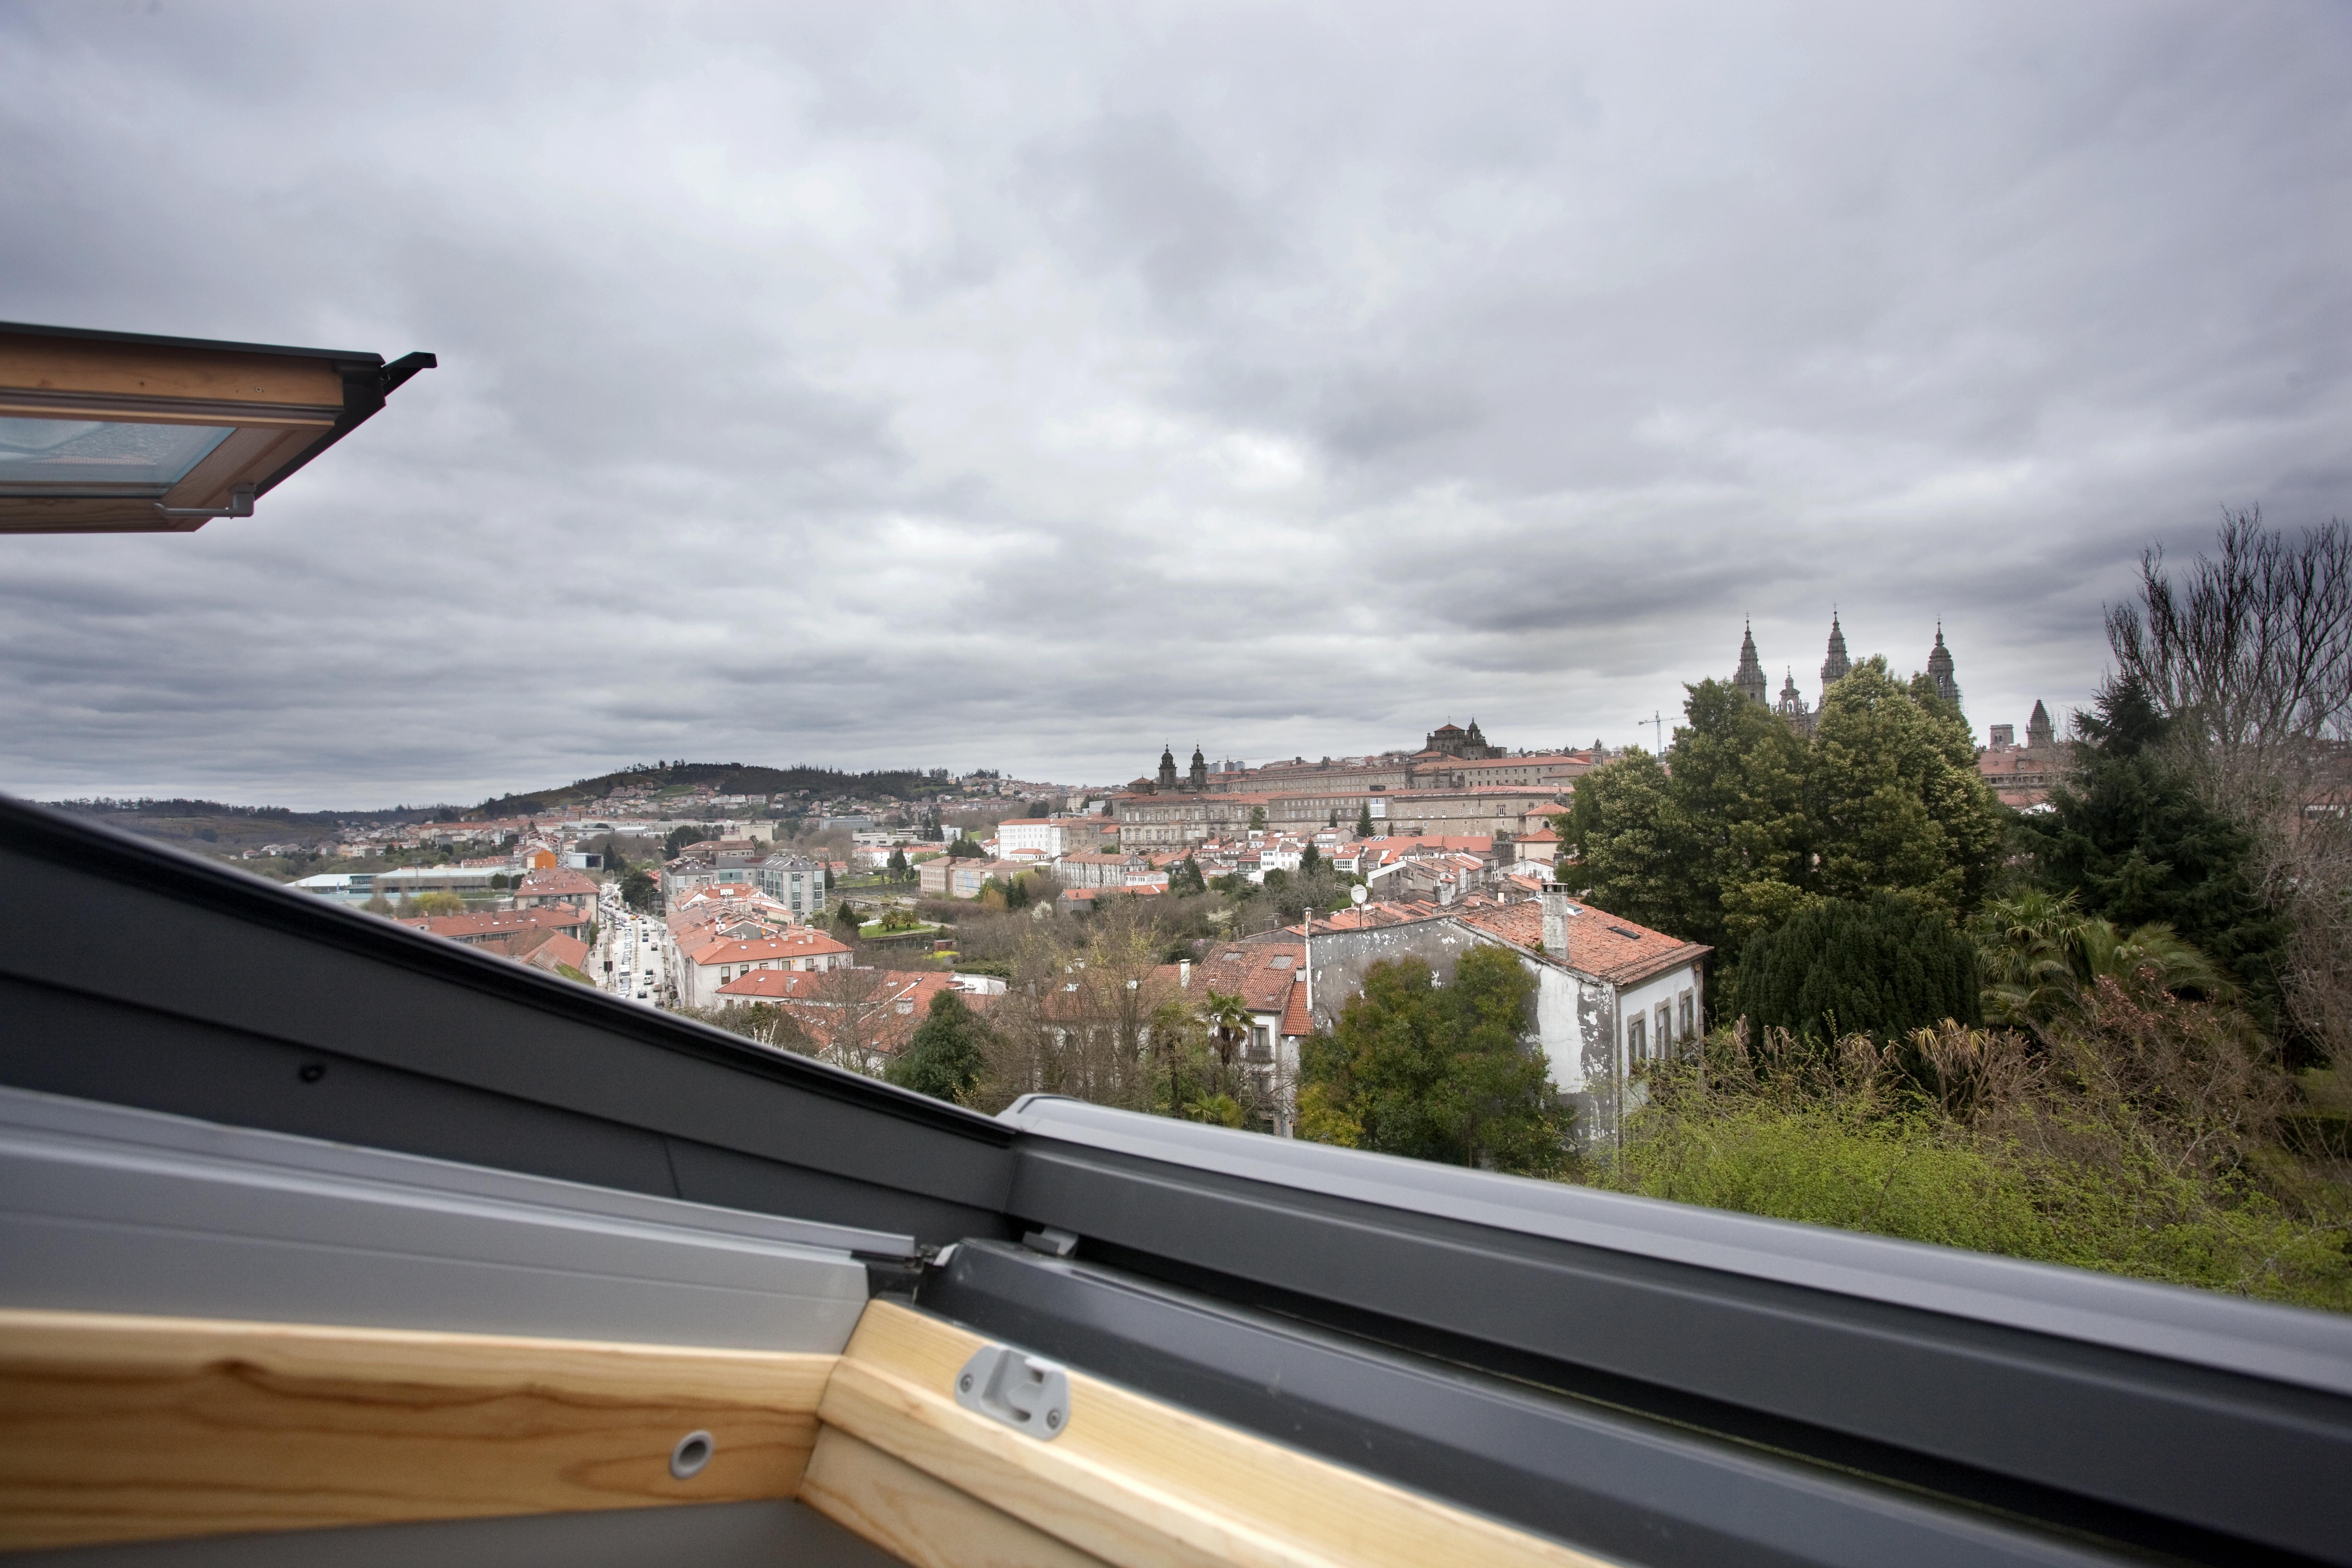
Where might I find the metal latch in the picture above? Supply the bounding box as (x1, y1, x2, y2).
(954, 1343, 1070, 1440)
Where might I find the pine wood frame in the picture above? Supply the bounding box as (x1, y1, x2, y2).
(0, 1300, 1601, 1566)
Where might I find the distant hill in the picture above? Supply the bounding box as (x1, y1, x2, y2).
(38, 760, 956, 855)
(40, 797, 382, 858)
(474, 760, 952, 817)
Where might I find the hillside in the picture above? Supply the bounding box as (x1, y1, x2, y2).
(473, 761, 953, 816)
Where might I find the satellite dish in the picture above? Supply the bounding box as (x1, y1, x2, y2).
(1350, 884, 1368, 906)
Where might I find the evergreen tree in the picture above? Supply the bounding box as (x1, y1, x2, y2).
(885, 847, 909, 880)
(1729, 893, 1980, 1044)
(1356, 804, 1376, 838)
(2024, 678, 2285, 1018)
(886, 990, 990, 1103)
(1169, 856, 1207, 895)
(1302, 948, 1562, 1173)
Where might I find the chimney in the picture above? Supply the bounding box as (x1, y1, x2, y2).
(1179, 958, 1191, 989)
(1540, 882, 1574, 960)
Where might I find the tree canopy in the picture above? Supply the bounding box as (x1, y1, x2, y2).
(885, 989, 991, 1104)
(2021, 677, 2285, 1021)
(1570, 662, 2002, 958)
(1299, 946, 1562, 1173)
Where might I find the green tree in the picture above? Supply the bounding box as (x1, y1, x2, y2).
(1975, 888, 2233, 1029)
(833, 900, 862, 939)
(620, 868, 659, 913)
(1565, 747, 1684, 936)
(947, 836, 982, 859)
(1300, 844, 1322, 875)
(1572, 666, 2000, 952)
(2022, 678, 2285, 1018)
(1356, 804, 1375, 838)
(886, 847, 909, 880)
(1302, 947, 1562, 1173)
(1199, 989, 1251, 1097)
(1249, 805, 1269, 830)
(1728, 893, 1980, 1044)
(1662, 679, 1811, 952)
(1169, 856, 1207, 895)
(885, 990, 991, 1103)
(1807, 658, 2002, 918)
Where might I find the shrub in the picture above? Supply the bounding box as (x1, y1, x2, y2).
(1730, 893, 1979, 1043)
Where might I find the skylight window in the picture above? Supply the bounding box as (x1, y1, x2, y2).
(0, 322, 432, 533)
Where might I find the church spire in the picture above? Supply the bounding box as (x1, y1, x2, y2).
(1734, 619, 1768, 706)
(1926, 622, 1962, 711)
(1819, 610, 1851, 698)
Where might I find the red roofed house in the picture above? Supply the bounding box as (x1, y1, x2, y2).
(676, 925, 853, 1009)
(511, 868, 601, 913)
(1277, 886, 1709, 1145)
(1164, 942, 1315, 1135)
(397, 905, 591, 948)
(502, 927, 593, 983)
(711, 967, 968, 1072)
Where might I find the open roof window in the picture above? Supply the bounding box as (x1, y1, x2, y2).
(0, 322, 433, 533)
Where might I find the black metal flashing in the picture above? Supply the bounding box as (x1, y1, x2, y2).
(0, 320, 394, 365)
(0, 795, 1018, 1248)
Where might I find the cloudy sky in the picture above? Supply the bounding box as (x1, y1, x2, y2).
(3, 2, 2346, 807)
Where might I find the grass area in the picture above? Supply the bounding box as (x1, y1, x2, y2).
(1583, 1018, 2352, 1313)
(1597, 1102, 2352, 1308)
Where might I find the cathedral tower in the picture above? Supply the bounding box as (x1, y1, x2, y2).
(1926, 624, 1962, 711)
(1734, 621, 1769, 706)
(1820, 612, 1851, 700)
(1156, 744, 1178, 792)
(1188, 745, 1208, 792)
(2027, 699, 2054, 749)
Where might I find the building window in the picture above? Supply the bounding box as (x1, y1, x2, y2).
(1656, 1004, 1673, 1058)
(1679, 991, 1695, 1042)
(1627, 1014, 1646, 1063)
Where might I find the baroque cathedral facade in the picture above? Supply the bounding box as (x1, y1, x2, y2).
(1734, 614, 1962, 737)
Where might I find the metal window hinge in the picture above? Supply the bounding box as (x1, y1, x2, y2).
(156, 483, 257, 521)
(954, 1343, 1070, 1440)
(1022, 1225, 1078, 1257)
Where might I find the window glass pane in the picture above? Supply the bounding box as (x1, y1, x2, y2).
(0, 418, 237, 489)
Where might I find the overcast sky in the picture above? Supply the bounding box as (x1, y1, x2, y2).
(3, 2, 2346, 808)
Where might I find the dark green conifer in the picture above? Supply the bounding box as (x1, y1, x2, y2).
(1729, 893, 1980, 1043)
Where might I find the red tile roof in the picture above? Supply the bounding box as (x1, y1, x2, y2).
(1280, 977, 1313, 1037)
(398, 906, 588, 942)
(1186, 941, 1307, 1014)
(687, 928, 853, 969)
(1452, 900, 1709, 987)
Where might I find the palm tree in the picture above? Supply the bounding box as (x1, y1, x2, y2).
(1200, 989, 1251, 1096)
(1976, 890, 2233, 1027)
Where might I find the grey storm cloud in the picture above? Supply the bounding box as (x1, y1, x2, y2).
(2, 0, 2347, 807)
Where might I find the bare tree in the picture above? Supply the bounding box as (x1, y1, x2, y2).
(972, 901, 1173, 1112)
(2108, 509, 2352, 1060)
(812, 964, 901, 1078)
(2107, 509, 2352, 795)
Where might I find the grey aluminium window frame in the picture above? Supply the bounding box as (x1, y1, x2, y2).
(4, 792, 2351, 1567)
